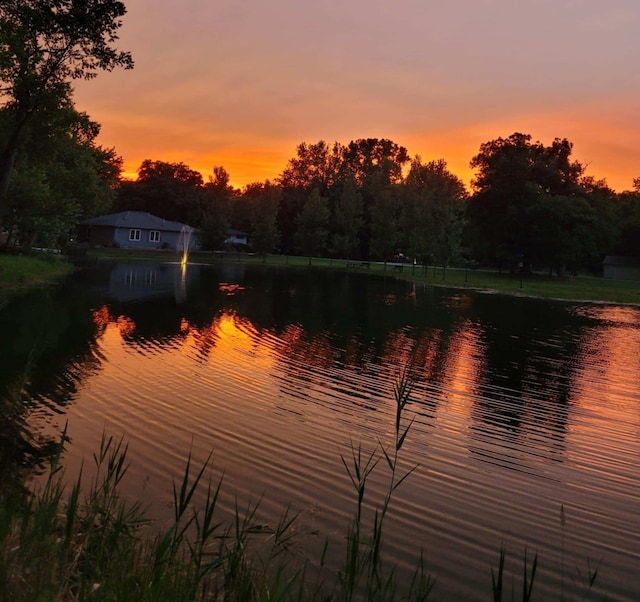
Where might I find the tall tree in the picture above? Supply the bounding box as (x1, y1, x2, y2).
(278, 140, 343, 194)
(332, 175, 363, 259)
(341, 138, 409, 259)
(528, 195, 597, 275)
(197, 166, 234, 251)
(613, 181, 640, 257)
(246, 181, 281, 258)
(467, 132, 584, 271)
(123, 160, 204, 224)
(369, 186, 400, 265)
(294, 188, 330, 263)
(1, 104, 122, 248)
(403, 158, 467, 267)
(579, 176, 619, 264)
(277, 141, 343, 254)
(341, 138, 409, 187)
(0, 0, 133, 222)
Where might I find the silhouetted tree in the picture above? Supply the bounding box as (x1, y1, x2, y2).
(0, 0, 133, 223)
(369, 184, 400, 265)
(118, 160, 204, 224)
(197, 166, 234, 251)
(403, 158, 467, 267)
(295, 188, 330, 263)
(246, 181, 281, 258)
(1, 106, 122, 249)
(467, 133, 585, 271)
(332, 175, 363, 259)
(278, 140, 343, 194)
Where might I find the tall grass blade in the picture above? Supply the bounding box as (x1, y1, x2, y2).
(522, 546, 537, 602)
(491, 544, 505, 602)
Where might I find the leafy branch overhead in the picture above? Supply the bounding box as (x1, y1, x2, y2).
(0, 0, 133, 213)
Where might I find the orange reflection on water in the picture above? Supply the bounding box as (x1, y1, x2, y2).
(278, 323, 336, 371)
(92, 305, 137, 337)
(92, 305, 112, 328)
(439, 325, 482, 423)
(116, 316, 136, 338)
(183, 311, 275, 375)
(573, 307, 640, 426)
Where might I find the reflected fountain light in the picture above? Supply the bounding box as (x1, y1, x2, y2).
(176, 226, 193, 303)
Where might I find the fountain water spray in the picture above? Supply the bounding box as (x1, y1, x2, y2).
(178, 226, 192, 268)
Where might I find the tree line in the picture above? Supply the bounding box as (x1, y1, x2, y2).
(1, 1, 639, 274)
(111, 134, 640, 275)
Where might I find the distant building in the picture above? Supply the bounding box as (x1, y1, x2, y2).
(78, 211, 199, 250)
(603, 256, 640, 281)
(225, 228, 249, 247)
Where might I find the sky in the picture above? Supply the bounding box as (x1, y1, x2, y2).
(73, 0, 640, 192)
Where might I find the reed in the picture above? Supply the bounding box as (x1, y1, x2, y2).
(0, 373, 603, 600)
(339, 367, 431, 601)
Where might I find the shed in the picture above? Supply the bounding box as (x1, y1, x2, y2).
(603, 256, 640, 281)
(225, 228, 249, 247)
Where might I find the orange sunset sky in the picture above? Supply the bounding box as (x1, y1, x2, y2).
(73, 0, 640, 192)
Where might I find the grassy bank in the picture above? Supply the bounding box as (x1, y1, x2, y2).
(0, 254, 72, 304)
(88, 247, 640, 306)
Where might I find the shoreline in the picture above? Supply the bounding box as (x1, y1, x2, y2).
(88, 248, 640, 306)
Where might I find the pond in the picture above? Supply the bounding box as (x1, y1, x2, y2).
(1, 260, 638, 600)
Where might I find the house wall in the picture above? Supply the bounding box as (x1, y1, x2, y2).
(114, 227, 183, 250)
(226, 234, 248, 245)
(79, 225, 116, 246)
(78, 217, 199, 250)
(603, 265, 640, 281)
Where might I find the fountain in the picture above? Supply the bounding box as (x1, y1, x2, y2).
(175, 226, 193, 303)
(177, 225, 192, 267)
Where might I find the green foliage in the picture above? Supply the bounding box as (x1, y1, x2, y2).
(369, 185, 400, 263)
(116, 159, 205, 224)
(278, 140, 343, 193)
(0, 0, 133, 219)
(1, 106, 120, 248)
(463, 132, 636, 273)
(342, 138, 410, 187)
(295, 188, 330, 261)
(528, 195, 598, 274)
(332, 175, 363, 259)
(247, 181, 281, 257)
(197, 167, 234, 251)
(467, 133, 587, 270)
(403, 158, 467, 265)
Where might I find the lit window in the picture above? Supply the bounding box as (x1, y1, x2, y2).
(129, 229, 141, 241)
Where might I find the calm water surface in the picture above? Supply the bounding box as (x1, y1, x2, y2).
(1, 261, 638, 600)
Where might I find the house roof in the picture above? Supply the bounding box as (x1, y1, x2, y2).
(603, 255, 640, 266)
(79, 211, 193, 233)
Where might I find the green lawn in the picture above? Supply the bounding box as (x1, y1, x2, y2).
(0, 254, 72, 303)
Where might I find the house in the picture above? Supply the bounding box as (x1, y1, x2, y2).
(224, 228, 249, 247)
(77, 211, 199, 250)
(603, 256, 640, 281)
